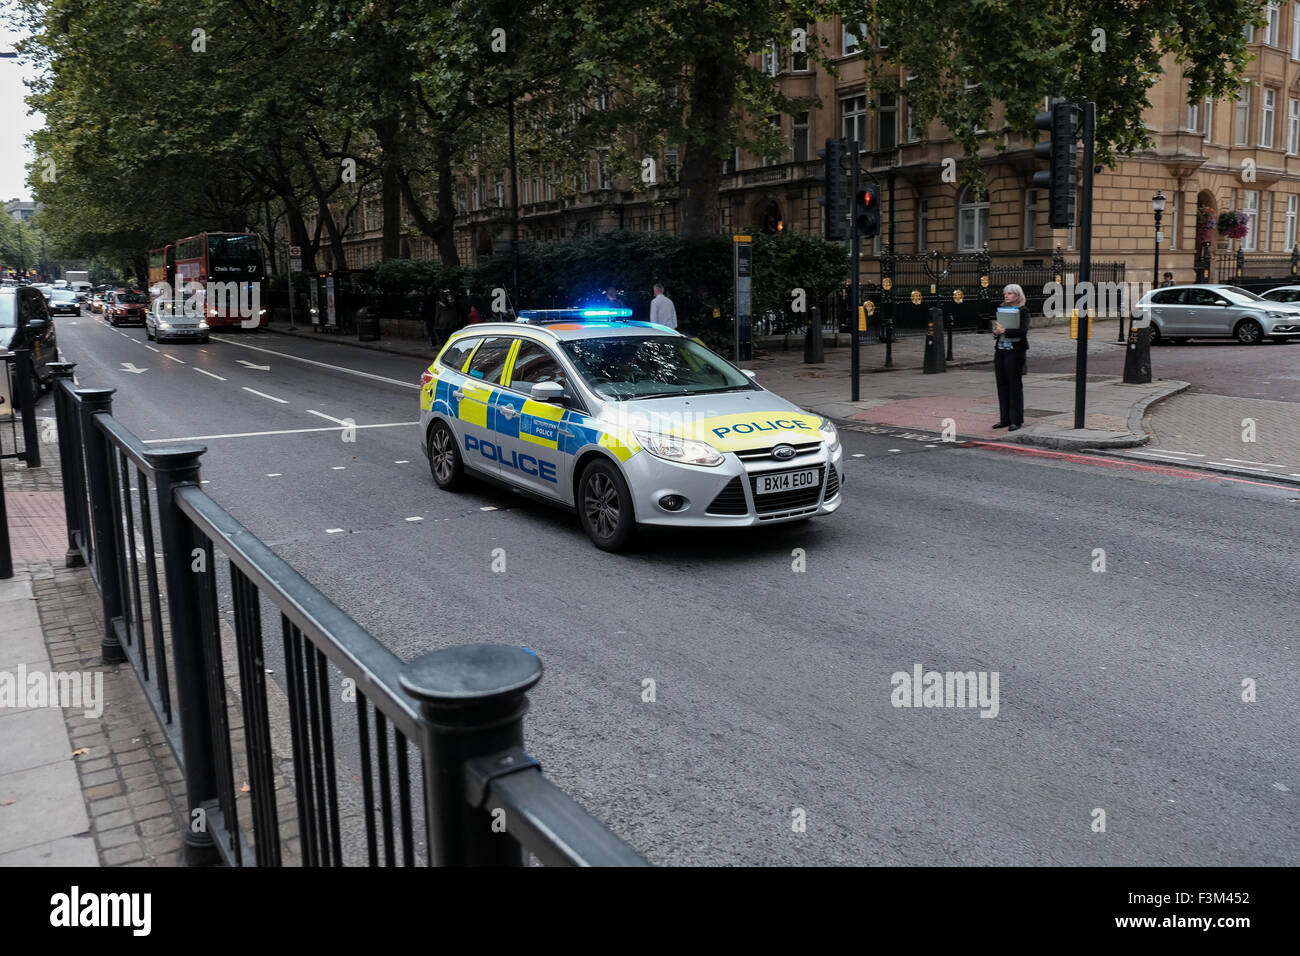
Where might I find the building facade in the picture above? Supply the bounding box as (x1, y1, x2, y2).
(327, 4, 1300, 289)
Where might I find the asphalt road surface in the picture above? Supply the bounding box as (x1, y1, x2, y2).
(46, 311, 1300, 866)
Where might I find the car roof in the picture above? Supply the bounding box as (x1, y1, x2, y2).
(453, 320, 681, 343)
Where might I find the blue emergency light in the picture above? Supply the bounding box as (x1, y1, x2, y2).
(517, 307, 634, 324)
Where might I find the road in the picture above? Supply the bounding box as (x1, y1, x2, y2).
(44, 310, 1300, 866)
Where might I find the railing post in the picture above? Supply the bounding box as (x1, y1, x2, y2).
(1236, 246, 1245, 279)
(144, 443, 220, 866)
(13, 348, 40, 469)
(400, 644, 543, 866)
(78, 388, 125, 664)
(48, 363, 84, 568)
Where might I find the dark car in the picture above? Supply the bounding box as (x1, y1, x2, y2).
(1, 286, 59, 403)
(48, 288, 82, 316)
(105, 289, 150, 326)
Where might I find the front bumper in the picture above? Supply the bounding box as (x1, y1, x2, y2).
(626, 442, 844, 527)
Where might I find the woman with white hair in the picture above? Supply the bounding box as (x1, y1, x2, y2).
(992, 284, 1030, 431)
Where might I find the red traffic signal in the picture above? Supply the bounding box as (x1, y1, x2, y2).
(854, 185, 880, 238)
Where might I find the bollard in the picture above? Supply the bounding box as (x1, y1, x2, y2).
(923, 307, 946, 373)
(1123, 323, 1152, 384)
(401, 644, 544, 866)
(804, 305, 824, 363)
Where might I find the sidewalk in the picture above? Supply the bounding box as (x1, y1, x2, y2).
(1, 419, 189, 866)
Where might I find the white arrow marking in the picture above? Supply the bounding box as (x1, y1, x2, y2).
(237, 360, 271, 371)
(121, 363, 148, 374)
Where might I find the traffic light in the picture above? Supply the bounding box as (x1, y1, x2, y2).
(1033, 101, 1080, 229)
(854, 185, 880, 239)
(817, 137, 849, 240)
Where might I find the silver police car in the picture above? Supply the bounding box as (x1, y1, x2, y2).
(418, 310, 843, 551)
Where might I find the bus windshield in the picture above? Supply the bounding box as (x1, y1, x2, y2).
(207, 235, 261, 262)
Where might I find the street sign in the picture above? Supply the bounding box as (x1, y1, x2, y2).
(289, 245, 301, 257)
(289, 258, 301, 273)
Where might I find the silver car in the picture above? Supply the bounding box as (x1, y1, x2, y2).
(146, 298, 210, 343)
(1135, 284, 1300, 344)
(418, 314, 844, 551)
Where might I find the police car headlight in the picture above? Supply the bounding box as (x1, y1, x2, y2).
(634, 430, 725, 467)
(820, 420, 840, 453)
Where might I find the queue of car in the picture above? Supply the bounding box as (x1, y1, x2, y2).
(1136, 283, 1300, 344)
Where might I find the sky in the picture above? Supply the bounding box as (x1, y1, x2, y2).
(1, 8, 43, 204)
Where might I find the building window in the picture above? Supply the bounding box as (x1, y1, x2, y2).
(761, 40, 778, 76)
(1294, 3, 1300, 57)
(1186, 99, 1200, 131)
(533, 176, 541, 201)
(842, 94, 867, 149)
(842, 20, 865, 55)
(1289, 100, 1299, 153)
(597, 148, 611, 189)
(1024, 189, 1038, 250)
(1244, 22, 1253, 42)
(1287, 195, 1297, 249)
(1267, 3, 1280, 45)
(790, 25, 809, 71)
(1262, 88, 1277, 147)
(494, 179, 505, 207)
(792, 112, 809, 162)
(1262, 191, 1272, 250)
(722, 146, 740, 175)
(1235, 86, 1251, 145)
(664, 149, 679, 182)
(1202, 97, 1214, 142)
(958, 186, 989, 251)
(1243, 189, 1259, 250)
(916, 198, 928, 252)
(877, 91, 898, 151)
(905, 97, 919, 142)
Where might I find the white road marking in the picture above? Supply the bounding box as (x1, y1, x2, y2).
(163, 354, 186, 364)
(888, 448, 901, 453)
(394, 460, 409, 464)
(480, 506, 497, 512)
(325, 528, 344, 534)
(1149, 448, 1205, 456)
(242, 386, 288, 404)
(924, 444, 937, 448)
(208, 336, 420, 389)
(141, 421, 417, 443)
(1130, 451, 1199, 462)
(331, 466, 345, 470)
(405, 517, 422, 522)
(194, 368, 227, 381)
(1206, 461, 1272, 472)
(145, 345, 159, 352)
(1222, 457, 1284, 467)
(851, 453, 865, 458)
(266, 473, 282, 477)
(120, 363, 148, 374)
(236, 359, 271, 371)
(307, 409, 351, 425)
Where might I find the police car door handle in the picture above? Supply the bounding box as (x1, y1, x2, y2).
(559, 427, 574, 437)
(499, 405, 518, 420)
(452, 389, 465, 400)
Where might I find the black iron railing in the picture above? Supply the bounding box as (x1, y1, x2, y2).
(1, 349, 44, 580)
(50, 362, 646, 867)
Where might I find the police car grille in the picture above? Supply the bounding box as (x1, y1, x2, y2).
(824, 465, 840, 499)
(749, 466, 825, 514)
(735, 441, 822, 461)
(706, 477, 748, 515)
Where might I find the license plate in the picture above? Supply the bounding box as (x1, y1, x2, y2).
(756, 468, 819, 495)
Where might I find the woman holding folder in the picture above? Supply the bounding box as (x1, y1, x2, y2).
(992, 284, 1030, 431)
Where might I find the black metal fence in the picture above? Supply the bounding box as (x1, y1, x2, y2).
(50, 362, 647, 867)
(1199, 246, 1300, 286)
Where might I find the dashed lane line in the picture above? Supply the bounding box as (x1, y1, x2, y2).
(207, 335, 420, 389)
(242, 386, 289, 404)
(194, 368, 227, 381)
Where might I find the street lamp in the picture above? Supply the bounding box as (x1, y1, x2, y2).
(1132, 189, 1167, 343)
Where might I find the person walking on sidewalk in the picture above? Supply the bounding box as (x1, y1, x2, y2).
(992, 284, 1030, 431)
(649, 282, 677, 329)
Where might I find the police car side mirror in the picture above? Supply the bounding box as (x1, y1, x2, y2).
(742, 369, 757, 380)
(530, 381, 565, 404)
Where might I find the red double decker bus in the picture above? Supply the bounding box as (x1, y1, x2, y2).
(147, 244, 175, 291)
(172, 232, 265, 329)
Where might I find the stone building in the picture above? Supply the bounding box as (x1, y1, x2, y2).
(329, 4, 1300, 288)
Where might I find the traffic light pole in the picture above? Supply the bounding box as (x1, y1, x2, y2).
(850, 140, 861, 402)
(1073, 101, 1096, 430)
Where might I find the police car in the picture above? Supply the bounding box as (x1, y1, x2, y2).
(418, 308, 843, 551)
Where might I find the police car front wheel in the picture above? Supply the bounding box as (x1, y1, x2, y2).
(578, 459, 636, 552)
(427, 421, 465, 490)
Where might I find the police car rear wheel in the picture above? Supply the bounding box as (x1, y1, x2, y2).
(427, 421, 464, 490)
(578, 460, 636, 552)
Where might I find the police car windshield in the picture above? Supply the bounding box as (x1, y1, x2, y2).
(560, 335, 755, 401)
